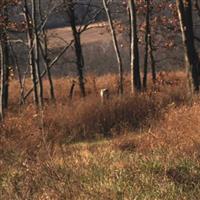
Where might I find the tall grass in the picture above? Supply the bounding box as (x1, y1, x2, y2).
(3, 72, 189, 144)
(2, 72, 199, 200)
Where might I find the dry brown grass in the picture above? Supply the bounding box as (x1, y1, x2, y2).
(2, 71, 200, 199)
(4, 72, 189, 145)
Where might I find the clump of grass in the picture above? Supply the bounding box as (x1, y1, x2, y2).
(44, 94, 159, 141)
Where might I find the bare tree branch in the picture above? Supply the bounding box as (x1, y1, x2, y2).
(23, 40, 74, 101)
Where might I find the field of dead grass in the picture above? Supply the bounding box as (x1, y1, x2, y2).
(1, 72, 200, 199)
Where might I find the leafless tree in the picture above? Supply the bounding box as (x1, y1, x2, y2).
(103, 0, 124, 95)
(23, 0, 39, 104)
(38, 0, 55, 101)
(176, 0, 200, 94)
(31, 0, 44, 107)
(143, 0, 150, 90)
(64, 0, 86, 97)
(0, 4, 10, 120)
(128, 0, 141, 92)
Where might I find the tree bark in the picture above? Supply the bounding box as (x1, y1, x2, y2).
(129, 0, 141, 93)
(0, 40, 5, 120)
(176, 0, 200, 94)
(38, 0, 55, 101)
(103, 0, 124, 95)
(0, 21, 9, 119)
(66, 0, 86, 97)
(149, 34, 156, 83)
(24, 0, 39, 104)
(9, 42, 25, 104)
(1, 7, 9, 109)
(143, 0, 150, 90)
(31, 0, 44, 107)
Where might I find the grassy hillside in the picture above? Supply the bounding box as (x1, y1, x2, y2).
(1, 72, 200, 199)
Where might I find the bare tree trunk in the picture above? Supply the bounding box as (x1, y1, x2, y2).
(2, 39, 9, 109)
(38, 0, 55, 101)
(143, 0, 150, 90)
(0, 24, 9, 119)
(24, 0, 39, 104)
(176, 0, 200, 94)
(102, 0, 123, 95)
(23, 41, 73, 101)
(9, 42, 25, 104)
(129, 0, 141, 93)
(31, 0, 43, 107)
(0, 40, 5, 120)
(66, 0, 86, 97)
(149, 34, 156, 83)
(1, 7, 9, 109)
(39, 35, 55, 101)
